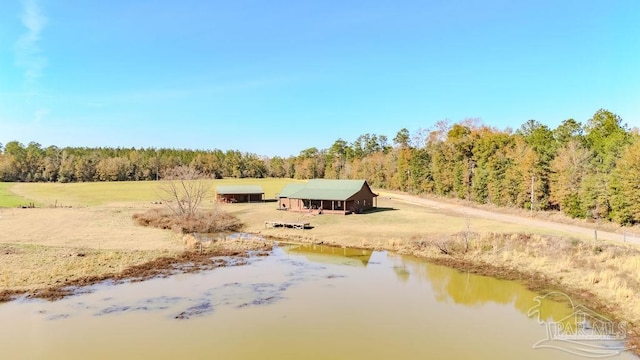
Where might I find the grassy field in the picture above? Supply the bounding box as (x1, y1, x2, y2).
(2, 178, 299, 207)
(0, 183, 33, 208)
(225, 199, 601, 244)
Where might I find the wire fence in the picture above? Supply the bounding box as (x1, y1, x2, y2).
(622, 231, 640, 244)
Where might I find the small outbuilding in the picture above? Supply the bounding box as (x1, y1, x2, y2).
(278, 179, 377, 214)
(216, 185, 264, 203)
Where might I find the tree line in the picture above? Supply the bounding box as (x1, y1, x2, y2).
(1, 108, 639, 225)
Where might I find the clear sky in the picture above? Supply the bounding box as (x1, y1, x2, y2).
(1, 0, 639, 156)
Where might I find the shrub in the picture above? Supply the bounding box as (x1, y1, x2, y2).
(133, 208, 243, 234)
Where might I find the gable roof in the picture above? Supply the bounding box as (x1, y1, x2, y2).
(278, 183, 307, 198)
(216, 185, 264, 195)
(281, 179, 377, 201)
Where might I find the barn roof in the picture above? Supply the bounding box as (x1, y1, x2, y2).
(282, 179, 377, 201)
(215, 185, 264, 195)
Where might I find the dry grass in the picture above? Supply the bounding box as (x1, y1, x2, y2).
(0, 206, 182, 251)
(223, 198, 595, 246)
(0, 237, 273, 302)
(366, 232, 640, 336)
(0, 243, 173, 292)
(132, 208, 243, 233)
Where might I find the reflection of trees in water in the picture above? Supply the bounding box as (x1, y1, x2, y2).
(388, 254, 574, 323)
(393, 266, 410, 282)
(284, 244, 373, 267)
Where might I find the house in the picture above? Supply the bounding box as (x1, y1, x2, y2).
(215, 185, 264, 203)
(276, 182, 307, 210)
(277, 179, 377, 214)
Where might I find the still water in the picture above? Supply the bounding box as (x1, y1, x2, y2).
(0, 244, 636, 360)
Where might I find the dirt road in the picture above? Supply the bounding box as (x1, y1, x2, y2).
(379, 191, 640, 246)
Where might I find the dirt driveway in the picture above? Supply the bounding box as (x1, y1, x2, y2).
(379, 191, 640, 245)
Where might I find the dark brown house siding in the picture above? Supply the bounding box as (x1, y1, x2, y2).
(217, 193, 263, 203)
(216, 185, 265, 203)
(278, 180, 377, 215)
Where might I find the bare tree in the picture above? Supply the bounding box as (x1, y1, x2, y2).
(160, 166, 210, 217)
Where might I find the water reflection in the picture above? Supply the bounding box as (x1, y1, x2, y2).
(282, 243, 373, 267)
(0, 245, 635, 360)
(388, 254, 577, 323)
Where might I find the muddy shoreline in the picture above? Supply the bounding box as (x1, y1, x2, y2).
(0, 242, 272, 303)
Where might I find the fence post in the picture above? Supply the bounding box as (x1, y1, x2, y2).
(594, 229, 598, 241)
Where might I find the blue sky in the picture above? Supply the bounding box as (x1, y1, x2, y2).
(1, 0, 639, 156)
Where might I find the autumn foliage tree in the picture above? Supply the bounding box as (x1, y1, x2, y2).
(4, 108, 640, 225)
(550, 140, 590, 217)
(610, 138, 640, 224)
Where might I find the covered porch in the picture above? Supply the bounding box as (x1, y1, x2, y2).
(295, 198, 376, 214)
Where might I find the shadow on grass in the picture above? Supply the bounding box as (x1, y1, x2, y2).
(362, 207, 397, 214)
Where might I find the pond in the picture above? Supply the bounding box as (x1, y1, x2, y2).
(1, 243, 636, 360)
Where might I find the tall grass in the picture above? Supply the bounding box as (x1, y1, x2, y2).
(394, 233, 640, 328)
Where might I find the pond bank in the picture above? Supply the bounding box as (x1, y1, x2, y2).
(0, 236, 272, 303)
(262, 230, 640, 355)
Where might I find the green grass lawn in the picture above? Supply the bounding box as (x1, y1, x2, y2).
(3, 178, 299, 207)
(0, 183, 35, 208)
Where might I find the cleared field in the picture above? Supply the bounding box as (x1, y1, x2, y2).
(2, 178, 624, 246)
(0, 183, 32, 208)
(0, 178, 298, 292)
(224, 198, 591, 246)
(3, 178, 298, 207)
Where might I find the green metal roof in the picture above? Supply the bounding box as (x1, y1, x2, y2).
(215, 185, 264, 195)
(277, 183, 307, 198)
(282, 179, 377, 201)
(290, 188, 359, 201)
(307, 179, 369, 191)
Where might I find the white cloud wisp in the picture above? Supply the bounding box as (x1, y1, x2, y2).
(14, 0, 48, 96)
